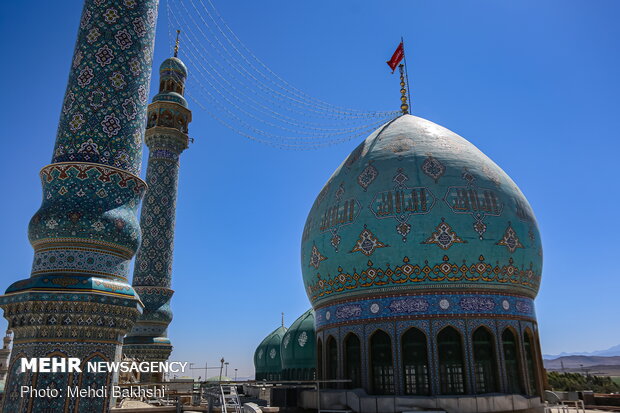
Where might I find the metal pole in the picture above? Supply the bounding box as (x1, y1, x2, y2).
(401, 36, 412, 110)
(219, 357, 225, 381)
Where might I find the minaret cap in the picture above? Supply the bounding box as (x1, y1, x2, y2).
(399, 64, 409, 115)
(174, 30, 180, 58)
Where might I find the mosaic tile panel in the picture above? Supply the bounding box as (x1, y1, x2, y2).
(315, 292, 536, 330)
(52, 0, 159, 175)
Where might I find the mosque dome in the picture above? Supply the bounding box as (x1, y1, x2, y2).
(281, 309, 316, 380)
(254, 325, 287, 381)
(206, 376, 232, 382)
(160, 56, 187, 78)
(301, 114, 542, 312)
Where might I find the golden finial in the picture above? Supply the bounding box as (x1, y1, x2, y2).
(399, 64, 409, 115)
(174, 30, 181, 58)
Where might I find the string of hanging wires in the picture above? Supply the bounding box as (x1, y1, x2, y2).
(165, 0, 400, 149)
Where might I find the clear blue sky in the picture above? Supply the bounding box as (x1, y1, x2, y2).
(1, 1, 619, 377)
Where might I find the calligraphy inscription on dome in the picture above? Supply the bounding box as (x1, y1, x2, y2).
(319, 199, 360, 233)
(370, 187, 435, 219)
(444, 186, 503, 216)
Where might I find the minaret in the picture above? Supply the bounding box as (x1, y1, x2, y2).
(123, 32, 191, 381)
(0, 330, 12, 383)
(0, 0, 158, 411)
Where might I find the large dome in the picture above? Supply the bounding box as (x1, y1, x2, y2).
(301, 115, 542, 313)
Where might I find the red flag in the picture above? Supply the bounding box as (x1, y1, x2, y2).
(386, 42, 404, 73)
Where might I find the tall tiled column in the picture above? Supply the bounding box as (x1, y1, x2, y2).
(0, 0, 158, 411)
(123, 55, 191, 382)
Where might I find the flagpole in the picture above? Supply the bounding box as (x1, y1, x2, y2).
(401, 36, 412, 112)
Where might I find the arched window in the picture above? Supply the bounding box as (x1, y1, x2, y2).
(317, 338, 323, 381)
(502, 328, 525, 394)
(473, 327, 498, 393)
(344, 333, 361, 388)
(326, 336, 338, 380)
(438, 326, 466, 394)
(370, 330, 394, 395)
(523, 330, 539, 395)
(402, 327, 430, 395)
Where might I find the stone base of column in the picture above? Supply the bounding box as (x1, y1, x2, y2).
(0, 277, 142, 412)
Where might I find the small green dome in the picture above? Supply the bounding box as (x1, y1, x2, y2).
(281, 309, 316, 372)
(254, 325, 287, 380)
(206, 376, 231, 382)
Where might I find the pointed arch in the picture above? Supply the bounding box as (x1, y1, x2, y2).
(370, 329, 394, 395)
(344, 332, 361, 388)
(523, 328, 540, 395)
(472, 326, 498, 393)
(437, 326, 466, 394)
(401, 327, 430, 395)
(502, 327, 525, 394)
(326, 335, 338, 380)
(75, 351, 111, 412)
(317, 337, 323, 381)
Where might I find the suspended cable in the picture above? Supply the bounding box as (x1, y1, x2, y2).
(165, 0, 400, 149)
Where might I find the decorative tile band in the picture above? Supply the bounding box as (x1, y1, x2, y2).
(3, 276, 140, 301)
(39, 163, 147, 193)
(307, 254, 539, 306)
(128, 322, 169, 337)
(31, 248, 130, 280)
(315, 292, 536, 330)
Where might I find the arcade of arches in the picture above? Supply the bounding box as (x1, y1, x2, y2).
(316, 324, 544, 397)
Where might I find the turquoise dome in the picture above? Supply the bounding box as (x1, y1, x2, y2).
(160, 57, 187, 78)
(281, 309, 316, 378)
(301, 115, 542, 308)
(254, 325, 287, 380)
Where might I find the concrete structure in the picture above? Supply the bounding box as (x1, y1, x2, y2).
(0, 0, 158, 411)
(299, 114, 545, 412)
(123, 52, 192, 381)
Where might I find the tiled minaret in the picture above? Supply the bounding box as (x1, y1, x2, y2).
(123, 37, 191, 382)
(0, 0, 158, 411)
(0, 330, 12, 383)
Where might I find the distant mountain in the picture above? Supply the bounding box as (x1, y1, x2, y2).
(543, 355, 620, 370)
(543, 344, 620, 359)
